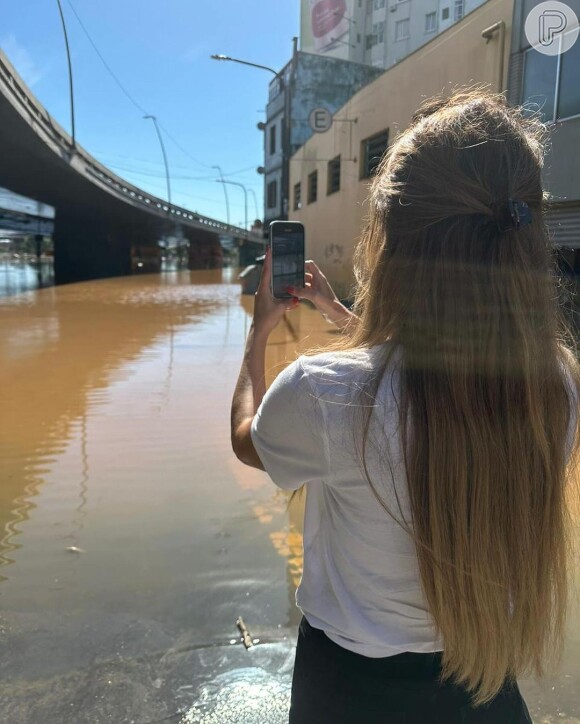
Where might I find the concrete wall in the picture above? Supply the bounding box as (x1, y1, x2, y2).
(289, 0, 513, 299)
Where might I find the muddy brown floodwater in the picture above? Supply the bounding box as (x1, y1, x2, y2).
(0, 267, 579, 723)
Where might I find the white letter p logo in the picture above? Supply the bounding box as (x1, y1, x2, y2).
(539, 9, 567, 46)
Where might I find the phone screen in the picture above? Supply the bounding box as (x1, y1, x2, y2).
(270, 222, 305, 299)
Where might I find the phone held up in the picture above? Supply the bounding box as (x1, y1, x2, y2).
(269, 220, 305, 300)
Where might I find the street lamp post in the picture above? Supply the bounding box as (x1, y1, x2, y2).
(217, 179, 247, 238)
(212, 165, 230, 226)
(211, 47, 294, 223)
(210, 54, 284, 88)
(249, 188, 260, 222)
(55, 0, 76, 149)
(143, 115, 171, 208)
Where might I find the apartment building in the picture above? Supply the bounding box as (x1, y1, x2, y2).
(300, 0, 489, 68)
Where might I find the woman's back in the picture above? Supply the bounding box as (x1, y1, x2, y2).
(253, 340, 579, 663)
(239, 84, 580, 721)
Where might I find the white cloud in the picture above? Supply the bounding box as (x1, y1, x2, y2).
(1, 34, 45, 88)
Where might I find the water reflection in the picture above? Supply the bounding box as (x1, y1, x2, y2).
(0, 258, 55, 297)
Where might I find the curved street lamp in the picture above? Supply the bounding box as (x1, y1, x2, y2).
(55, 0, 76, 148)
(143, 115, 171, 208)
(211, 52, 290, 222)
(212, 165, 230, 226)
(210, 54, 284, 87)
(216, 179, 248, 238)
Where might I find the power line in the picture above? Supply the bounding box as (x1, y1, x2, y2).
(65, 0, 211, 169)
(65, 0, 148, 116)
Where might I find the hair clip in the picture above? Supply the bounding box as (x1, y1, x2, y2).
(496, 198, 532, 233)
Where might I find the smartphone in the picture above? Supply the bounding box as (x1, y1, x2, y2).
(269, 220, 305, 300)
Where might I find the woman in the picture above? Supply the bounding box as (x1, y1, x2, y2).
(230, 86, 580, 723)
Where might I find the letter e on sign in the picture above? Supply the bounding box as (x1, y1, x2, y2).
(309, 108, 333, 133)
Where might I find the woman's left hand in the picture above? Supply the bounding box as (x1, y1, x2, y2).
(252, 246, 299, 336)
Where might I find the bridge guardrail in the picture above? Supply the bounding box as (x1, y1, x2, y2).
(0, 50, 263, 244)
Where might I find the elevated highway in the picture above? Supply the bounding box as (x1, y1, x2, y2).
(0, 49, 264, 284)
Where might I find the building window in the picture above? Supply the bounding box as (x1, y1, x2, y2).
(357, 32, 361, 43)
(557, 30, 580, 119)
(441, 7, 449, 19)
(294, 182, 302, 210)
(361, 129, 389, 179)
(366, 34, 375, 49)
(308, 171, 318, 204)
(267, 180, 277, 209)
(453, 0, 464, 21)
(522, 49, 557, 123)
(395, 18, 410, 40)
(327, 156, 341, 195)
(522, 30, 580, 124)
(269, 124, 276, 155)
(373, 0, 386, 8)
(372, 21, 385, 44)
(425, 11, 437, 32)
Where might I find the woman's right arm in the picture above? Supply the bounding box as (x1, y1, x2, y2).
(286, 260, 359, 331)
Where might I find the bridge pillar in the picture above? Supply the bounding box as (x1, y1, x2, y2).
(53, 213, 132, 285)
(187, 230, 223, 270)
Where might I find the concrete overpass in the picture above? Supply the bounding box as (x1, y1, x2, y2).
(0, 49, 264, 284)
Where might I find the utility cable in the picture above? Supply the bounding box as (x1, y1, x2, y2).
(65, 0, 213, 170)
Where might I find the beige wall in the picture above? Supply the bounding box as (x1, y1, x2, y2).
(290, 0, 513, 300)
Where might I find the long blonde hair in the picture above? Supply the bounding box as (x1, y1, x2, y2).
(290, 83, 580, 707)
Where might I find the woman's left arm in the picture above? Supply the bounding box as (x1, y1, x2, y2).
(230, 247, 298, 469)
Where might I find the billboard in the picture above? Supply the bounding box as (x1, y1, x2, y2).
(300, 0, 354, 56)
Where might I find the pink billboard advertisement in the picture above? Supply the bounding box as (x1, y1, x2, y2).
(301, 0, 352, 55)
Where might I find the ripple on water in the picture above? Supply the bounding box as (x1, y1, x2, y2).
(181, 667, 291, 724)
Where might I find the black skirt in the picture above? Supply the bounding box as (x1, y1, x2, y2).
(289, 615, 534, 724)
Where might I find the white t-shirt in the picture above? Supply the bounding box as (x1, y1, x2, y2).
(250, 341, 578, 658)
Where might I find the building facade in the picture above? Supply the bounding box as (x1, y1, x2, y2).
(263, 45, 383, 229)
(288, 0, 514, 299)
(507, 0, 580, 280)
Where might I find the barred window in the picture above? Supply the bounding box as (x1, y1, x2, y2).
(307, 171, 318, 204)
(267, 180, 277, 209)
(294, 182, 302, 210)
(327, 156, 341, 195)
(361, 129, 389, 179)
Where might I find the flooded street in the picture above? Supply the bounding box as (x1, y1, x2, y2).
(1, 268, 580, 723)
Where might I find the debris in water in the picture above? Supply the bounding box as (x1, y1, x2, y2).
(66, 546, 85, 554)
(235, 616, 254, 649)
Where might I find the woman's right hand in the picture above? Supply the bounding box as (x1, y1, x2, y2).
(285, 260, 358, 329)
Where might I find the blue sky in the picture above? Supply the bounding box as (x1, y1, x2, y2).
(1, 0, 300, 226)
